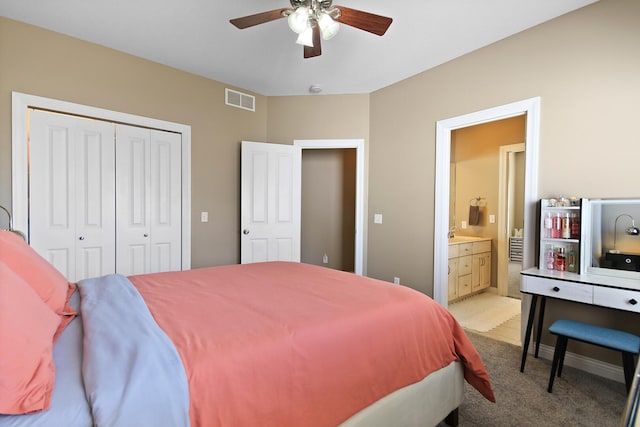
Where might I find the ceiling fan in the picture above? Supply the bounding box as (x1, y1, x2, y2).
(230, 0, 393, 58)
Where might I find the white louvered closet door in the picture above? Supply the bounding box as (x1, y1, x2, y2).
(115, 124, 182, 276)
(29, 109, 116, 282)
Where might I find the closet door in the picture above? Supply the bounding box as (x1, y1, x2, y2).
(116, 124, 151, 275)
(29, 110, 116, 282)
(149, 129, 182, 272)
(116, 124, 181, 276)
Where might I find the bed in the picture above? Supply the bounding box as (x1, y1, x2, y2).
(0, 230, 495, 426)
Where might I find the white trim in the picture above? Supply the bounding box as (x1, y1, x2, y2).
(11, 91, 192, 269)
(294, 139, 365, 276)
(535, 343, 626, 384)
(434, 97, 540, 314)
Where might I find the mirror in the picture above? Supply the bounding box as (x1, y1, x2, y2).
(582, 198, 640, 279)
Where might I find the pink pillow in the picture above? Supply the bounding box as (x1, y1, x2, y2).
(0, 231, 76, 328)
(0, 262, 59, 414)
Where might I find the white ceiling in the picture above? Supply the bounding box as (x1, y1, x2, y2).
(0, 0, 597, 96)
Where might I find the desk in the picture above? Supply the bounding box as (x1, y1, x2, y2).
(519, 268, 640, 372)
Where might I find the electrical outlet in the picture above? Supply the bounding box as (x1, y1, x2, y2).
(461, 220, 467, 229)
(489, 214, 496, 224)
(323, 254, 329, 264)
(393, 277, 400, 284)
(374, 214, 383, 224)
(201, 212, 208, 222)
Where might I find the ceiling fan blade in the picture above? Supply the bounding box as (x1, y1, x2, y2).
(230, 9, 287, 29)
(334, 6, 392, 36)
(304, 26, 322, 58)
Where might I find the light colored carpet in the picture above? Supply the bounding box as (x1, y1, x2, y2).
(437, 332, 626, 427)
(449, 292, 521, 333)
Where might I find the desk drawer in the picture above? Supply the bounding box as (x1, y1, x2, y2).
(594, 287, 640, 314)
(522, 275, 593, 304)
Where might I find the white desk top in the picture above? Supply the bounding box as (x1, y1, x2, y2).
(521, 267, 640, 292)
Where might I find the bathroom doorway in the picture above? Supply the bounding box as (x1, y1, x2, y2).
(447, 118, 526, 345)
(449, 116, 526, 301)
(433, 97, 541, 346)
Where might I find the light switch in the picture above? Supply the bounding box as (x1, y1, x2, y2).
(374, 214, 383, 224)
(201, 212, 208, 222)
(489, 214, 496, 224)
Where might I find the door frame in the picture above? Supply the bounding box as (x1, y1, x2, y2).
(497, 143, 525, 296)
(11, 91, 192, 269)
(294, 139, 365, 276)
(433, 97, 540, 309)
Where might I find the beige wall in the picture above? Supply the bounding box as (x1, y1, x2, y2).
(0, 17, 270, 268)
(2, 0, 638, 361)
(368, 0, 639, 290)
(0, 20, 371, 269)
(301, 149, 356, 271)
(367, 0, 640, 358)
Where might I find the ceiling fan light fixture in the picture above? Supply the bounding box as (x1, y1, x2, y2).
(296, 26, 314, 47)
(287, 7, 309, 34)
(318, 13, 339, 40)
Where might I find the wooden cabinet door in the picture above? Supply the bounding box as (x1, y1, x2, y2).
(472, 252, 491, 291)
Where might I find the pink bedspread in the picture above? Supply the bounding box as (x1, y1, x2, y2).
(130, 262, 494, 426)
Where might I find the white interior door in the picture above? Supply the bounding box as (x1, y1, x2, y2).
(241, 141, 301, 264)
(29, 109, 115, 282)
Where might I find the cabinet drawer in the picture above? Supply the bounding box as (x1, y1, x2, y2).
(472, 240, 491, 254)
(459, 243, 473, 256)
(594, 287, 640, 314)
(458, 255, 472, 276)
(459, 274, 472, 297)
(448, 244, 459, 259)
(522, 275, 593, 304)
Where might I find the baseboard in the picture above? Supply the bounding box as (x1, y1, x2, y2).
(535, 343, 625, 384)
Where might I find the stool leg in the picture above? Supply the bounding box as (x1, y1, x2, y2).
(622, 352, 635, 393)
(548, 335, 567, 393)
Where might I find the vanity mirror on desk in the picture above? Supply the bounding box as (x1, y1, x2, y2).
(520, 197, 640, 372)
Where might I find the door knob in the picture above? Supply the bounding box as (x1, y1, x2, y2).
(243, 229, 250, 235)
(78, 236, 85, 240)
(144, 233, 149, 237)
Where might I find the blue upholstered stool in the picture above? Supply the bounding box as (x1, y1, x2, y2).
(547, 319, 640, 393)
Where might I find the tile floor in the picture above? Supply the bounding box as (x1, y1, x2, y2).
(451, 261, 523, 347)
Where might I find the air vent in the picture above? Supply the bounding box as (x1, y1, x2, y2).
(225, 88, 255, 112)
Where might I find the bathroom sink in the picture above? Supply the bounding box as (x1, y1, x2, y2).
(448, 236, 487, 243)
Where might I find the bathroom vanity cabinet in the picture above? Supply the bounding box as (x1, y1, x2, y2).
(448, 237, 491, 303)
